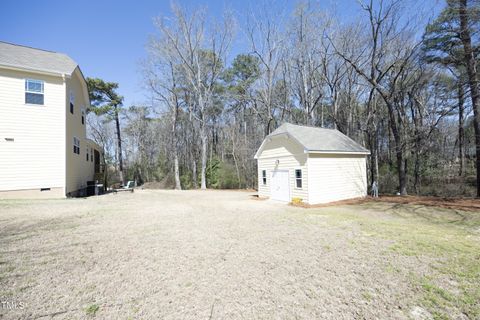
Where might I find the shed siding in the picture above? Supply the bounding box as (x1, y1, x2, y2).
(65, 69, 95, 195)
(307, 154, 367, 204)
(257, 135, 308, 202)
(0, 68, 65, 193)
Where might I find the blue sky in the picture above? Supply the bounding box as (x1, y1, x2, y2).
(0, 0, 444, 107)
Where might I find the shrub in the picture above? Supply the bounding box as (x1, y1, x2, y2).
(291, 197, 303, 205)
(206, 157, 241, 189)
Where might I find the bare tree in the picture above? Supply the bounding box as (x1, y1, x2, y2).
(145, 33, 186, 190)
(247, 5, 286, 135)
(286, 2, 326, 125)
(331, 0, 421, 195)
(153, 4, 234, 189)
(126, 0, 479, 197)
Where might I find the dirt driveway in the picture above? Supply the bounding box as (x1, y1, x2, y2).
(0, 190, 478, 319)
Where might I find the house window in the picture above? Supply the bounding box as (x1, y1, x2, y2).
(295, 169, 302, 189)
(69, 91, 75, 114)
(73, 137, 80, 154)
(81, 109, 85, 125)
(91, 148, 94, 162)
(86, 148, 89, 161)
(25, 79, 44, 105)
(262, 170, 267, 185)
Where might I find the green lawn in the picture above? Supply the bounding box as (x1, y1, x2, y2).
(310, 202, 480, 319)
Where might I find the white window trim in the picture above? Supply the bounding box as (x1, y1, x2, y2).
(262, 170, 267, 185)
(25, 79, 45, 105)
(81, 107, 85, 124)
(25, 79, 44, 92)
(70, 90, 75, 114)
(73, 137, 80, 155)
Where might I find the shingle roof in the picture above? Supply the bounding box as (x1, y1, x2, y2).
(0, 41, 77, 75)
(260, 122, 370, 155)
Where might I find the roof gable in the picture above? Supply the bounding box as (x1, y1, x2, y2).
(254, 123, 370, 158)
(0, 41, 77, 76)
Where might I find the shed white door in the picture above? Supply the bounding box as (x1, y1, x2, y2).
(271, 170, 290, 202)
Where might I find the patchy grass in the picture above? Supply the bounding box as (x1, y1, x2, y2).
(309, 202, 480, 319)
(1, 191, 478, 319)
(85, 304, 100, 316)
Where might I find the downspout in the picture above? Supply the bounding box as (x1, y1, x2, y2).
(62, 74, 67, 197)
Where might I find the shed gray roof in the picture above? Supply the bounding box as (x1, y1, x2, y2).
(256, 123, 369, 157)
(0, 41, 78, 75)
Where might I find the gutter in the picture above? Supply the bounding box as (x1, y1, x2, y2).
(306, 150, 371, 155)
(0, 63, 72, 78)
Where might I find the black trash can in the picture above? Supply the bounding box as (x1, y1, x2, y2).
(86, 181, 95, 196)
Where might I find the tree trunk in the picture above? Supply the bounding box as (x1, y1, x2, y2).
(172, 105, 181, 190)
(458, 80, 465, 176)
(371, 93, 380, 189)
(192, 158, 197, 189)
(413, 150, 420, 194)
(374, 130, 379, 192)
(200, 122, 208, 190)
(173, 152, 181, 190)
(265, 117, 274, 137)
(333, 91, 338, 130)
(370, 126, 380, 190)
(385, 98, 407, 195)
(102, 148, 108, 192)
(458, 0, 480, 197)
(244, 119, 247, 146)
(369, 133, 375, 185)
(395, 146, 407, 195)
(320, 104, 324, 127)
(114, 105, 125, 185)
(410, 98, 421, 195)
(232, 151, 241, 189)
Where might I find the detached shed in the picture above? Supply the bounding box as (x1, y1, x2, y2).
(254, 123, 370, 204)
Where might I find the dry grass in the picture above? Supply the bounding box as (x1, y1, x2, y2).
(374, 195, 480, 212)
(289, 196, 370, 208)
(289, 195, 480, 212)
(0, 190, 478, 319)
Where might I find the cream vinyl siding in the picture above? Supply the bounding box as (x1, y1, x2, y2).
(65, 68, 94, 195)
(307, 153, 367, 204)
(257, 135, 308, 202)
(0, 68, 65, 192)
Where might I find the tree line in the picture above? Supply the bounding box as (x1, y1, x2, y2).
(86, 0, 480, 197)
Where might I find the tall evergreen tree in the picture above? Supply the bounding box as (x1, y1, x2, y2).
(86, 78, 126, 185)
(425, 0, 480, 195)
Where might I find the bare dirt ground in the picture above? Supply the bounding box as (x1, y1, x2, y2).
(0, 190, 478, 319)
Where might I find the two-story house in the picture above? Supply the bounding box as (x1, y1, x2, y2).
(0, 41, 102, 198)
